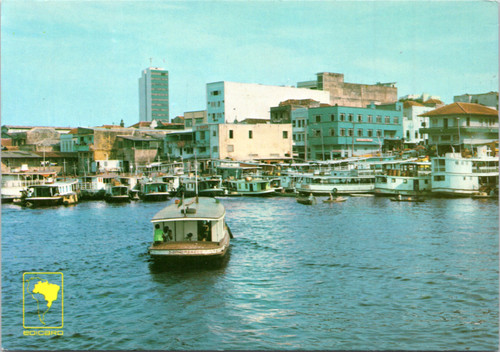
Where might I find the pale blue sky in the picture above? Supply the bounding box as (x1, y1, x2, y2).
(1, 0, 498, 127)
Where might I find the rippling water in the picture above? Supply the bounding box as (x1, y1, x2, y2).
(2, 196, 498, 350)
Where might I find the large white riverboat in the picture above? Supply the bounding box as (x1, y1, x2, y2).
(296, 172, 375, 195)
(431, 146, 498, 197)
(1, 171, 58, 203)
(374, 159, 432, 196)
(149, 197, 231, 261)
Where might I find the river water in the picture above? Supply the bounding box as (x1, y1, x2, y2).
(2, 196, 498, 350)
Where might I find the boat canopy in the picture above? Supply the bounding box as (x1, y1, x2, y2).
(151, 197, 225, 222)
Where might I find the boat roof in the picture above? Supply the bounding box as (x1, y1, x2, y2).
(151, 197, 225, 222)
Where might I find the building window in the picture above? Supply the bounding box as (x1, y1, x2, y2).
(283, 131, 288, 139)
(213, 130, 217, 137)
(348, 114, 353, 122)
(367, 130, 373, 137)
(377, 130, 382, 137)
(367, 115, 373, 123)
(315, 115, 321, 123)
(393, 116, 399, 124)
(340, 128, 346, 136)
(227, 145, 234, 152)
(249, 130, 253, 139)
(292, 120, 296, 127)
(330, 128, 335, 136)
(340, 113, 345, 121)
(212, 146, 218, 153)
(357, 129, 363, 137)
(348, 129, 354, 136)
(376, 115, 382, 123)
(330, 114, 335, 121)
(199, 131, 205, 140)
(415, 131, 418, 138)
(229, 130, 233, 139)
(434, 175, 445, 181)
(357, 114, 362, 122)
(406, 131, 410, 139)
(385, 116, 391, 124)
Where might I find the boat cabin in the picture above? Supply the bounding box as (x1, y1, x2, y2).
(151, 198, 226, 244)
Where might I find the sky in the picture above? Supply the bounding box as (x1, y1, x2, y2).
(1, 0, 498, 128)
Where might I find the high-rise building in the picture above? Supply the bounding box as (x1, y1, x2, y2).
(139, 67, 169, 122)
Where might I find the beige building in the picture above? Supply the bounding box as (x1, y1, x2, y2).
(184, 110, 207, 128)
(298, 72, 398, 107)
(192, 123, 293, 161)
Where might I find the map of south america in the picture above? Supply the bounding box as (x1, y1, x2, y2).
(27, 278, 60, 325)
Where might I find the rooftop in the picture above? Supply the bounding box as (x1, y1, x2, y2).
(151, 197, 225, 221)
(419, 102, 498, 117)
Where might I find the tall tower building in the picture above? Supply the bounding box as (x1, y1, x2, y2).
(139, 67, 169, 122)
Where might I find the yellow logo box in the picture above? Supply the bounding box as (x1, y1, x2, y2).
(23, 272, 63, 329)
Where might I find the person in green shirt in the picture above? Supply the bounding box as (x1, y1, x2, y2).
(154, 224, 163, 244)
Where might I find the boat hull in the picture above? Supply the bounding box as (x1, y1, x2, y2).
(149, 233, 230, 260)
(140, 193, 170, 201)
(105, 195, 131, 203)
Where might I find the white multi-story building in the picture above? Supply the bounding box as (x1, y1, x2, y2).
(402, 101, 433, 146)
(139, 67, 169, 122)
(206, 81, 330, 124)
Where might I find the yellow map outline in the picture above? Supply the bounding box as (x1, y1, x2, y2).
(23, 272, 64, 329)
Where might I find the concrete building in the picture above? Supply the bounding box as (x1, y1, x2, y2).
(454, 92, 499, 110)
(184, 110, 207, 128)
(164, 123, 293, 162)
(419, 102, 499, 154)
(401, 101, 433, 147)
(206, 81, 330, 124)
(139, 67, 169, 122)
(306, 103, 404, 160)
(298, 72, 398, 107)
(271, 99, 323, 160)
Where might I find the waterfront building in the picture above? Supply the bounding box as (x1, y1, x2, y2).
(297, 72, 398, 107)
(401, 101, 433, 147)
(206, 81, 330, 124)
(116, 135, 163, 173)
(419, 102, 499, 154)
(454, 91, 499, 110)
(306, 103, 404, 160)
(195, 123, 293, 162)
(270, 99, 323, 160)
(139, 67, 169, 122)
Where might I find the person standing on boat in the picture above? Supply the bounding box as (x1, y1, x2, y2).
(176, 182, 186, 198)
(154, 224, 163, 244)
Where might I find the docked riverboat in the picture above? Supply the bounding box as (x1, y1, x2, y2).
(1, 171, 57, 203)
(149, 197, 231, 261)
(181, 176, 226, 197)
(296, 174, 375, 195)
(431, 146, 499, 197)
(139, 181, 170, 201)
(22, 180, 79, 207)
(104, 185, 131, 203)
(374, 159, 432, 196)
(225, 177, 277, 196)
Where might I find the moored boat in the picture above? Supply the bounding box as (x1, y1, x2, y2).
(225, 177, 277, 196)
(148, 197, 231, 262)
(22, 180, 79, 207)
(104, 185, 131, 203)
(390, 195, 425, 202)
(139, 181, 170, 201)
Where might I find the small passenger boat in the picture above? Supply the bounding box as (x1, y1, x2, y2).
(225, 177, 277, 197)
(148, 197, 231, 262)
(139, 181, 170, 201)
(104, 185, 131, 203)
(22, 180, 79, 207)
(296, 194, 317, 205)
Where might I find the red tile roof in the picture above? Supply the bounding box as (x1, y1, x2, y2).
(419, 102, 498, 117)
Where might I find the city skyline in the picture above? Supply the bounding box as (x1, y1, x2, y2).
(1, 0, 498, 128)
